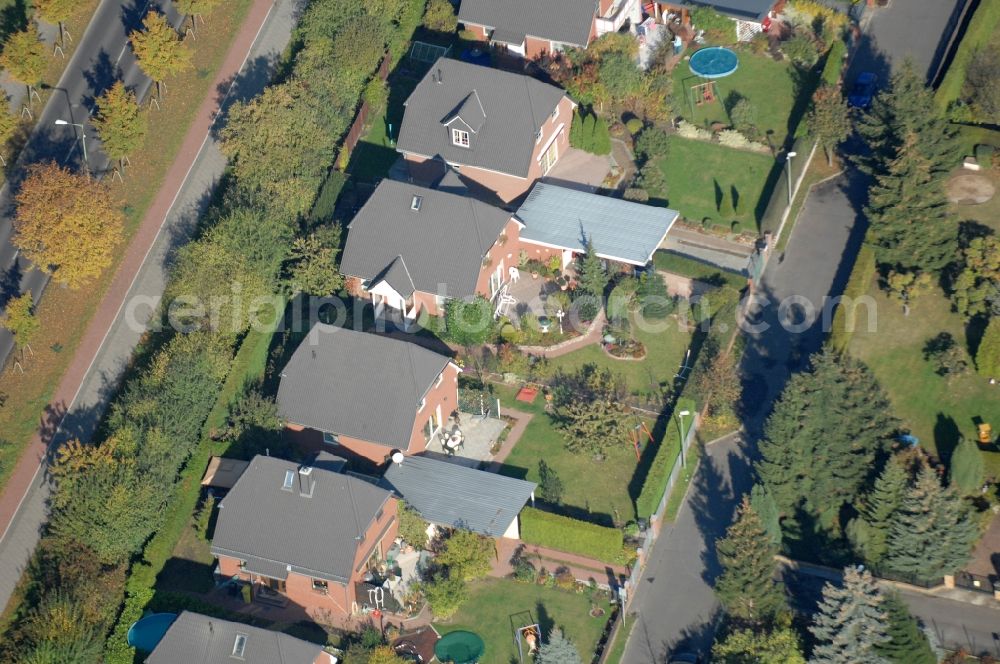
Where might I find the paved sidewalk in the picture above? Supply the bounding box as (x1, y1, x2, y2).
(0, 0, 302, 614)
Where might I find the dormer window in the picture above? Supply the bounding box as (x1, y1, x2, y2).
(452, 129, 470, 148)
(232, 634, 247, 659)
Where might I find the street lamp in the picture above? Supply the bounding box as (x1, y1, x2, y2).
(785, 150, 798, 205)
(54, 119, 88, 175)
(677, 409, 691, 468)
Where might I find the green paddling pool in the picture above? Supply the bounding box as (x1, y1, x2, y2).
(434, 630, 486, 664)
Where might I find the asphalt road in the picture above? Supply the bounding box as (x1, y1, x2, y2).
(0, 0, 300, 614)
(0, 0, 180, 367)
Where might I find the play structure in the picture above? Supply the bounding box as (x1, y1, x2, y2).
(435, 630, 486, 664)
(126, 613, 178, 652)
(511, 610, 542, 662)
(684, 46, 739, 113)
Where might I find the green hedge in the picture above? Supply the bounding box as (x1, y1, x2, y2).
(519, 507, 624, 564)
(653, 250, 746, 289)
(827, 243, 876, 353)
(104, 327, 276, 664)
(935, 0, 1000, 113)
(569, 109, 611, 156)
(636, 397, 696, 519)
(821, 38, 847, 87)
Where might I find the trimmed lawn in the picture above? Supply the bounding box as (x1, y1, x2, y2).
(435, 578, 608, 664)
(653, 136, 777, 230)
(673, 50, 803, 146)
(494, 322, 690, 524)
(348, 74, 419, 182)
(849, 285, 1000, 478)
(546, 315, 693, 398)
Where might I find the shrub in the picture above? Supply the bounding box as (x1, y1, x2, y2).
(398, 502, 429, 548)
(731, 220, 742, 234)
(363, 77, 389, 112)
(513, 557, 536, 583)
(636, 398, 696, 519)
(975, 143, 995, 165)
(633, 126, 670, 164)
(444, 296, 495, 346)
(623, 187, 649, 202)
(538, 459, 565, 504)
(728, 97, 758, 138)
(636, 271, 673, 319)
(309, 170, 346, 223)
(782, 31, 820, 65)
(977, 317, 1000, 378)
(423, 0, 457, 33)
(421, 572, 467, 619)
(519, 507, 624, 563)
(821, 38, 847, 86)
(436, 529, 494, 580)
(625, 117, 643, 135)
(677, 120, 711, 141)
(828, 244, 876, 353)
(690, 6, 733, 42)
(570, 109, 611, 155)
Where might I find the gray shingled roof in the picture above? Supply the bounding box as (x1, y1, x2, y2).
(396, 58, 567, 179)
(515, 183, 678, 266)
(340, 180, 513, 300)
(211, 455, 393, 584)
(146, 611, 326, 664)
(689, 0, 774, 21)
(458, 0, 596, 47)
(277, 325, 453, 450)
(380, 455, 536, 537)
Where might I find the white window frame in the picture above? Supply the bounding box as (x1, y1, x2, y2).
(551, 105, 559, 121)
(452, 128, 470, 148)
(312, 578, 329, 593)
(322, 431, 340, 445)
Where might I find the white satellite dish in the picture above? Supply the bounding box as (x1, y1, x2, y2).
(391, 452, 405, 465)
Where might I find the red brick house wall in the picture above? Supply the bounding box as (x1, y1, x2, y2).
(285, 363, 461, 464)
(215, 501, 398, 619)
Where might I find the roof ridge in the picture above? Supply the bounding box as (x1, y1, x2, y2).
(467, 197, 488, 256)
(394, 254, 416, 292)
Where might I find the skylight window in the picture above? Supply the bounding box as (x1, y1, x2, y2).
(411, 195, 422, 211)
(282, 469, 294, 490)
(232, 634, 247, 659)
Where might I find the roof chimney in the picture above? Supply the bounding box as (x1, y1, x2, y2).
(298, 465, 315, 497)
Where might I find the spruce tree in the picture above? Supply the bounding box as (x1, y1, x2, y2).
(847, 457, 909, 565)
(756, 350, 897, 525)
(577, 237, 607, 300)
(883, 465, 978, 582)
(809, 566, 889, 664)
(864, 133, 956, 274)
(750, 483, 781, 547)
(950, 436, 984, 495)
(536, 628, 583, 664)
(855, 59, 956, 178)
(874, 592, 936, 664)
(714, 496, 787, 623)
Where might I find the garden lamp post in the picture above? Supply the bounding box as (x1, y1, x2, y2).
(556, 309, 564, 334)
(785, 150, 798, 205)
(55, 119, 89, 176)
(677, 409, 691, 468)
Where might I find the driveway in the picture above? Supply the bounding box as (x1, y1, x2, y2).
(541, 147, 611, 192)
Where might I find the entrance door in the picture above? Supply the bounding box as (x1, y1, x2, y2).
(541, 140, 558, 174)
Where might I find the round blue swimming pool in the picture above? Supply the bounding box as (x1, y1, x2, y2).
(127, 613, 177, 652)
(689, 46, 739, 79)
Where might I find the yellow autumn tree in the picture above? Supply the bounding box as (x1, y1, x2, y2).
(13, 162, 123, 289)
(129, 10, 193, 101)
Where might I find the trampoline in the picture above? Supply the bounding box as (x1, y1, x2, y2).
(435, 630, 486, 664)
(688, 46, 739, 79)
(127, 612, 177, 652)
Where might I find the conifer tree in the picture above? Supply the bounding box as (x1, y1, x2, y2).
(977, 317, 1000, 379)
(715, 496, 787, 623)
(847, 457, 909, 565)
(874, 592, 936, 664)
(883, 465, 978, 582)
(536, 628, 583, 664)
(950, 436, 984, 495)
(712, 621, 805, 664)
(756, 350, 896, 525)
(855, 59, 956, 178)
(864, 133, 956, 274)
(809, 566, 889, 664)
(750, 483, 781, 547)
(577, 237, 606, 300)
